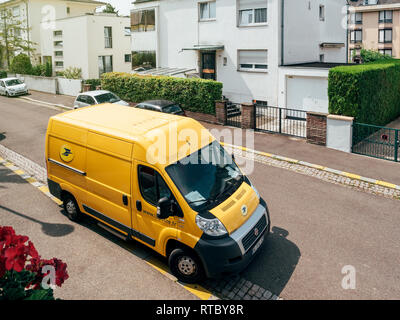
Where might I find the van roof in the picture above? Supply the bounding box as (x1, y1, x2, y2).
(50, 104, 214, 164)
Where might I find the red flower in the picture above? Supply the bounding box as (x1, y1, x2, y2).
(4, 246, 27, 272)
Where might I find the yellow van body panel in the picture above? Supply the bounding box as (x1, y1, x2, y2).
(210, 182, 259, 234)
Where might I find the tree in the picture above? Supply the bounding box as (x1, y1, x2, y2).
(0, 8, 36, 68)
(360, 49, 394, 63)
(102, 3, 119, 15)
(10, 53, 32, 74)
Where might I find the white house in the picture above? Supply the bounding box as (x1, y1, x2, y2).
(40, 12, 132, 79)
(0, 0, 132, 79)
(130, 0, 348, 112)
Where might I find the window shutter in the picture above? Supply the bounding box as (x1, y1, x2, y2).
(238, 0, 267, 10)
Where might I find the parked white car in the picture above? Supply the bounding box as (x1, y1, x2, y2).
(73, 90, 129, 109)
(0, 77, 28, 97)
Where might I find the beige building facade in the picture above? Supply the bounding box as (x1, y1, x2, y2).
(349, 0, 400, 60)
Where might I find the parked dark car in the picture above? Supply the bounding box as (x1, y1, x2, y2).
(135, 100, 186, 116)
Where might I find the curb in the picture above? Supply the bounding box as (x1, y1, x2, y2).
(19, 96, 73, 111)
(222, 142, 400, 192)
(0, 156, 63, 206)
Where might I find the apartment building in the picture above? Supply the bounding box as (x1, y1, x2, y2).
(0, 0, 132, 78)
(130, 0, 347, 107)
(348, 0, 400, 60)
(40, 12, 132, 78)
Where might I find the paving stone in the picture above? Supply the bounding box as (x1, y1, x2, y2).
(262, 290, 272, 300)
(243, 294, 252, 300)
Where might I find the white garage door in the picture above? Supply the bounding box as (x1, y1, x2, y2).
(286, 76, 329, 113)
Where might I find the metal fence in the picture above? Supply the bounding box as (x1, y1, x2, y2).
(352, 123, 399, 162)
(254, 105, 307, 138)
(226, 102, 241, 128)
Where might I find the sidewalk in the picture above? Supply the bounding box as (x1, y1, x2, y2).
(23, 90, 75, 109)
(22, 90, 400, 186)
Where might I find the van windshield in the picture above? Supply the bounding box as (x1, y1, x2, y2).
(165, 140, 244, 211)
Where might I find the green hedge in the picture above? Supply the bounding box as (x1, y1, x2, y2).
(328, 60, 400, 125)
(0, 70, 7, 79)
(101, 72, 223, 115)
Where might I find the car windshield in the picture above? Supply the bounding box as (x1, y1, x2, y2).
(6, 79, 22, 86)
(95, 92, 120, 104)
(165, 140, 243, 211)
(162, 104, 183, 114)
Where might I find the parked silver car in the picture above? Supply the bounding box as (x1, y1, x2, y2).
(73, 90, 129, 109)
(0, 77, 28, 97)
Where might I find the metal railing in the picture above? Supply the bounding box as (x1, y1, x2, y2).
(225, 102, 242, 128)
(352, 122, 399, 162)
(254, 105, 307, 138)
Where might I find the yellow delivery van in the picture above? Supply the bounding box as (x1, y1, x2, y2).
(45, 104, 270, 283)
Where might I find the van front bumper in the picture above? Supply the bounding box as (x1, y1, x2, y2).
(194, 198, 270, 278)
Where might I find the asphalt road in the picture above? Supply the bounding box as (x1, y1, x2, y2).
(1, 96, 400, 299)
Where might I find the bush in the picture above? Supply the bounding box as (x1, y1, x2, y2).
(84, 79, 101, 90)
(101, 72, 223, 115)
(0, 70, 7, 79)
(31, 64, 46, 76)
(132, 51, 156, 68)
(0, 226, 69, 300)
(10, 54, 32, 75)
(360, 49, 394, 63)
(328, 60, 400, 125)
(60, 67, 82, 79)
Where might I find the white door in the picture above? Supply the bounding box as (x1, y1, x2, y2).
(286, 76, 329, 114)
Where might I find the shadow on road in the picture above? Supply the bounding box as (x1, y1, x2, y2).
(0, 132, 5, 142)
(241, 226, 301, 296)
(0, 205, 75, 237)
(0, 166, 28, 187)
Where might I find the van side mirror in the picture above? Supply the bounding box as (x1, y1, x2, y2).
(157, 197, 171, 219)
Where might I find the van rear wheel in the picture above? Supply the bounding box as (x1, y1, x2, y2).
(168, 248, 204, 284)
(63, 194, 81, 222)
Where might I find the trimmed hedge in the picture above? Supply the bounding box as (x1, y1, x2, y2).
(328, 60, 400, 125)
(101, 72, 223, 115)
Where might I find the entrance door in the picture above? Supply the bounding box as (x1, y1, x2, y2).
(201, 51, 216, 80)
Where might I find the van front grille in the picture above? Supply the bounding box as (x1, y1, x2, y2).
(242, 215, 267, 252)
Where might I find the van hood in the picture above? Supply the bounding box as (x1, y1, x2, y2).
(209, 182, 259, 234)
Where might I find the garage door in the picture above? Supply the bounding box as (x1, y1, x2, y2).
(286, 76, 329, 114)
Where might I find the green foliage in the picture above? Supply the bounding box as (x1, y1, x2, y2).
(132, 51, 156, 68)
(101, 72, 223, 115)
(328, 60, 400, 125)
(0, 270, 55, 301)
(45, 62, 52, 77)
(102, 3, 119, 15)
(60, 67, 82, 79)
(360, 49, 394, 63)
(84, 79, 101, 90)
(10, 53, 32, 74)
(0, 70, 7, 78)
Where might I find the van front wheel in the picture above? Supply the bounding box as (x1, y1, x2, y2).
(63, 194, 81, 222)
(168, 248, 204, 284)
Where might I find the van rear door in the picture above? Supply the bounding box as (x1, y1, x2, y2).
(83, 132, 133, 236)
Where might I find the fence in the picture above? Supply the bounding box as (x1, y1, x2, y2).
(352, 123, 399, 162)
(225, 102, 242, 128)
(254, 105, 307, 138)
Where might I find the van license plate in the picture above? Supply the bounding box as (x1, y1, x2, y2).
(252, 236, 264, 255)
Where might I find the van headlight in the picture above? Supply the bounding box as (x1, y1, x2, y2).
(195, 215, 227, 237)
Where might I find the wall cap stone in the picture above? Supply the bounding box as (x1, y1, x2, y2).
(327, 114, 354, 122)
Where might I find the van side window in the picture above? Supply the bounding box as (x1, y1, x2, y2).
(138, 165, 172, 206)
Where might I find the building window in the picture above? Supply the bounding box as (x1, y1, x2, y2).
(124, 27, 131, 36)
(54, 41, 63, 47)
(319, 5, 325, 21)
(55, 61, 63, 68)
(66, 7, 70, 14)
(104, 27, 112, 48)
(379, 10, 393, 23)
(131, 9, 156, 32)
(319, 54, 325, 62)
(12, 6, 20, 17)
(53, 30, 62, 37)
(199, 1, 216, 21)
(238, 50, 268, 72)
(350, 12, 362, 24)
(238, 0, 267, 26)
(98, 55, 113, 76)
(125, 54, 132, 63)
(379, 29, 392, 43)
(54, 51, 63, 57)
(379, 49, 392, 56)
(350, 30, 362, 43)
(363, 0, 377, 5)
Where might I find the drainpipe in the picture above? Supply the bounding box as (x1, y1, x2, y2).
(345, 1, 349, 63)
(25, 0, 30, 58)
(280, 0, 285, 66)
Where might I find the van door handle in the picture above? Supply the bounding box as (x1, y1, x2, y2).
(122, 195, 128, 206)
(136, 200, 142, 212)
